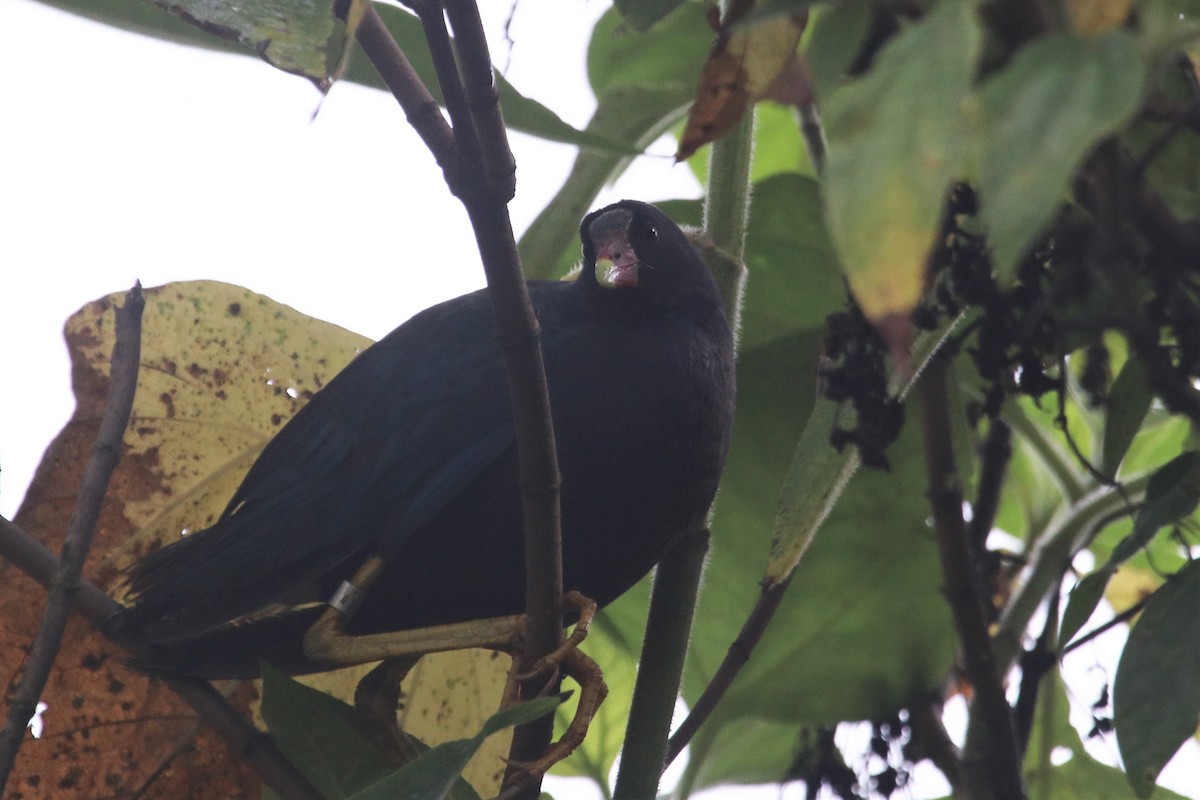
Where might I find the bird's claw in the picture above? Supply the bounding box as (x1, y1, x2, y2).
(509, 590, 597, 682)
(497, 591, 607, 791)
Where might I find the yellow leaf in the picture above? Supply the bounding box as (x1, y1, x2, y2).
(677, 10, 808, 160)
(1066, 0, 1133, 35)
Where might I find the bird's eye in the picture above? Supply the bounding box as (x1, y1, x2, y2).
(636, 225, 658, 246)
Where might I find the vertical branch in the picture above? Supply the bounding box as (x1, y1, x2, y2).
(444, 0, 517, 199)
(0, 283, 144, 789)
(612, 530, 709, 798)
(341, 4, 563, 792)
(920, 354, 1026, 800)
(441, 2, 562, 791)
(615, 109, 757, 792)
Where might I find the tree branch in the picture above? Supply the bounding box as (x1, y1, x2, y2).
(920, 353, 1026, 800)
(664, 578, 790, 766)
(0, 283, 320, 800)
(445, 0, 516, 200)
(0, 283, 144, 788)
(354, 7, 456, 174)
(624, 108, 755, 783)
(353, 4, 563, 792)
(0, 515, 322, 800)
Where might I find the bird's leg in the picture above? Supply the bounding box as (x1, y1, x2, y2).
(498, 591, 607, 791)
(304, 555, 527, 663)
(303, 557, 608, 785)
(353, 655, 424, 766)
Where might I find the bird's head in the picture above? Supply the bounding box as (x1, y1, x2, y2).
(579, 201, 717, 306)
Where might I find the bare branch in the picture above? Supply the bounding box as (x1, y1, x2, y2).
(353, 4, 562, 791)
(920, 353, 1026, 800)
(664, 578, 790, 767)
(0, 283, 144, 788)
(354, 7, 457, 174)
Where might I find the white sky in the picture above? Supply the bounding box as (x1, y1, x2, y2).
(2, 2, 1197, 798)
(0, 0, 700, 519)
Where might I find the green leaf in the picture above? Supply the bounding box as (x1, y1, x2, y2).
(1026, 672, 1192, 800)
(260, 663, 397, 800)
(737, 174, 846, 348)
(1102, 356, 1154, 478)
(32, 0, 630, 153)
(1058, 566, 1115, 650)
(1115, 557, 1200, 798)
(1110, 450, 1200, 564)
(681, 331, 956, 790)
(821, 2, 980, 326)
(587, 3, 713, 99)
(978, 31, 1146, 284)
(347, 697, 560, 800)
(143, 0, 353, 88)
(805, 0, 874, 97)
(612, 0, 687, 31)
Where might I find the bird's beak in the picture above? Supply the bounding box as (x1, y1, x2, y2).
(589, 208, 639, 289)
(596, 250, 640, 288)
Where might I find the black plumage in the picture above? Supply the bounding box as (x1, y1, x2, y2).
(114, 200, 735, 677)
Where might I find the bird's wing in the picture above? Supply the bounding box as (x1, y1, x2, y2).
(121, 288, 519, 640)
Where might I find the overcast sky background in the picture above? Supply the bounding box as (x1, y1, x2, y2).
(1, 1, 1197, 798)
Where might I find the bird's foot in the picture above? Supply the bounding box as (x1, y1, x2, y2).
(508, 590, 597, 683)
(500, 646, 608, 791)
(499, 591, 607, 790)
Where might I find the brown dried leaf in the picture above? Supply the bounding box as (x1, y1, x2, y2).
(3, 280, 355, 800)
(677, 8, 808, 160)
(3, 281, 511, 798)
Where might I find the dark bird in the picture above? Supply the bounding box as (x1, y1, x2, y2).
(113, 200, 735, 678)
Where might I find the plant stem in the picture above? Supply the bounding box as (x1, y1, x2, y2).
(921, 353, 1026, 800)
(612, 530, 709, 799)
(613, 109, 756, 794)
(703, 112, 755, 258)
(992, 472, 1148, 672)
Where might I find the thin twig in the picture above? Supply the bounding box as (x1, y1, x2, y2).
(920, 353, 1026, 800)
(411, 2, 479, 191)
(1013, 582, 1059, 756)
(1061, 593, 1150, 655)
(0, 517, 119, 625)
(663, 578, 791, 766)
(0, 518, 321, 800)
(0, 283, 144, 789)
(354, 7, 457, 174)
(968, 417, 1011, 553)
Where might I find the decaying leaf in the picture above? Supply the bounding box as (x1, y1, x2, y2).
(1066, 0, 1134, 35)
(2, 281, 513, 798)
(821, 3, 980, 360)
(145, 0, 367, 90)
(676, 2, 808, 160)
